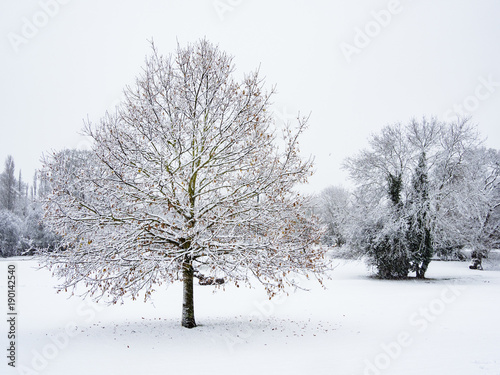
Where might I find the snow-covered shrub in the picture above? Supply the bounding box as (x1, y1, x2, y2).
(348, 205, 411, 279)
(0, 209, 23, 257)
(24, 205, 60, 253)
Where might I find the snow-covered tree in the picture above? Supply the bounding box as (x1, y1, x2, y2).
(347, 171, 411, 279)
(0, 156, 60, 256)
(406, 152, 432, 278)
(344, 117, 489, 278)
(315, 186, 350, 247)
(0, 156, 17, 212)
(433, 146, 500, 256)
(24, 201, 60, 254)
(0, 209, 23, 257)
(14, 169, 30, 218)
(40, 39, 327, 328)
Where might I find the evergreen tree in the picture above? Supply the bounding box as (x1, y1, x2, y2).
(407, 152, 433, 278)
(372, 173, 411, 279)
(32, 170, 38, 200)
(16, 169, 29, 217)
(0, 156, 17, 211)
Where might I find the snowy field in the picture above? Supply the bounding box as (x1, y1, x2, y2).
(2, 255, 500, 375)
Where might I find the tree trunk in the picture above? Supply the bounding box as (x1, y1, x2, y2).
(416, 267, 425, 279)
(181, 260, 196, 328)
(415, 260, 429, 279)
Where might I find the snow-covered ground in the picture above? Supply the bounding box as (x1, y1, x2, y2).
(1, 255, 500, 375)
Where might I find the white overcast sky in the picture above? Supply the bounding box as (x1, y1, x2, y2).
(1, 0, 499, 193)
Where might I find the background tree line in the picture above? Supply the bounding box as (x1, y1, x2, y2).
(3, 117, 500, 271)
(0, 155, 59, 257)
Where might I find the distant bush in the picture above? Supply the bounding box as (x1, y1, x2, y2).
(0, 209, 23, 257)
